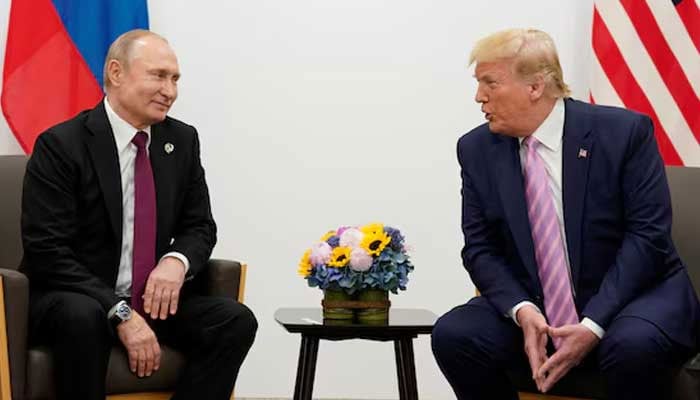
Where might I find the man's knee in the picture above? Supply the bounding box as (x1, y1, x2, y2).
(230, 302, 258, 346)
(598, 317, 670, 374)
(211, 300, 258, 347)
(432, 305, 499, 365)
(432, 310, 471, 361)
(42, 292, 110, 338)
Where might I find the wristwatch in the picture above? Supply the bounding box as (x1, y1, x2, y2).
(109, 300, 132, 328)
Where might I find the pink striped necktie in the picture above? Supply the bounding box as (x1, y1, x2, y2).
(131, 131, 157, 316)
(522, 136, 578, 348)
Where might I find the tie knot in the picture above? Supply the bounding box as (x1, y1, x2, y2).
(132, 131, 148, 149)
(523, 135, 539, 150)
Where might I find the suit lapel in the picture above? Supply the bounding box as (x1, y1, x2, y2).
(561, 99, 593, 289)
(149, 123, 176, 250)
(489, 136, 541, 289)
(85, 101, 122, 241)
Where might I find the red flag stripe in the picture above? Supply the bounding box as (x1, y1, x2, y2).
(620, 0, 700, 144)
(675, 0, 700, 53)
(592, 6, 683, 165)
(0, 0, 102, 153)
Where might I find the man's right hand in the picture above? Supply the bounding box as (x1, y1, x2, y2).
(517, 305, 549, 392)
(116, 312, 161, 377)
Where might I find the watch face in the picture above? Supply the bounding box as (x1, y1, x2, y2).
(116, 302, 132, 320)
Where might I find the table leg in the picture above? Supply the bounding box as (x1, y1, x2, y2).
(293, 334, 319, 400)
(394, 337, 418, 400)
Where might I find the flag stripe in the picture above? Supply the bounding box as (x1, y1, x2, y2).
(591, 6, 684, 165)
(646, 0, 700, 97)
(589, 51, 624, 108)
(1, 0, 102, 153)
(620, 0, 700, 142)
(50, 0, 149, 87)
(675, 0, 700, 53)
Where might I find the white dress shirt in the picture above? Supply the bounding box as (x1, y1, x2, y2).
(507, 98, 605, 339)
(104, 99, 190, 298)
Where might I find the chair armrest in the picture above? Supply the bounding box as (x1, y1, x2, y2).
(204, 259, 246, 302)
(0, 268, 29, 400)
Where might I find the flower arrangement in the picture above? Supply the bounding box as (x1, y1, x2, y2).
(298, 223, 414, 295)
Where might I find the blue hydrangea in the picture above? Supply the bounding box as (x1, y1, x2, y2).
(326, 235, 340, 247)
(385, 226, 405, 252)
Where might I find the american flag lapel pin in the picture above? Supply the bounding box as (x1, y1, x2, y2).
(578, 148, 588, 159)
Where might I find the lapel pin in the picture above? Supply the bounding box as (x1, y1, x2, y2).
(164, 143, 175, 154)
(578, 148, 588, 159)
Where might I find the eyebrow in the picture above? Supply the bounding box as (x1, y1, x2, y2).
(149, 68, 180, 78)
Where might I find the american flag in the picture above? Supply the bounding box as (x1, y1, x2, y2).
(590, 0, 700, 166)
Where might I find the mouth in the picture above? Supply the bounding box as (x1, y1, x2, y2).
(152, 101, 171, 110)
(484, 112, 492, 121)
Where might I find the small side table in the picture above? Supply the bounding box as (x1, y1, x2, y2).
(275, 307, 437, 400)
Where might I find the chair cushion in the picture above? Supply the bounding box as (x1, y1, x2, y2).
(26, 345, 186, 400)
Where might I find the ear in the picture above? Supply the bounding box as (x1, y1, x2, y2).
(528, 74, 546, 101)
(106, 59, 124, 87)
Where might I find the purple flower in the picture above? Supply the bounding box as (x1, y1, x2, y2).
(339, 228, 363, 248)
(309, 242, 332, 266)
(326, 235, 340, 247)
(349, 247, 373, 272)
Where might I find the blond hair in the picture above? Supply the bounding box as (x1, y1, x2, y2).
(103, 29, 167, 89)
(469, 28, 570, 98)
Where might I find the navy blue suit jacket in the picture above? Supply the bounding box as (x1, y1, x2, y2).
(458, 98, 699, 348)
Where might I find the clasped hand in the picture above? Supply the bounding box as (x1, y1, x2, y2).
(517, 306, 599, 393)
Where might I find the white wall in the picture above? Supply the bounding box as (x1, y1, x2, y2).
(0, 1, 594, 398)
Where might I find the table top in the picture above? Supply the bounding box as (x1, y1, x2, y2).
(274, 307, 437, 340)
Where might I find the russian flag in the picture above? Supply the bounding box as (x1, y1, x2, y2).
(1, 0, 148, 153)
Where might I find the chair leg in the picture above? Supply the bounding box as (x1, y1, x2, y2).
(0, 277, 13, 400)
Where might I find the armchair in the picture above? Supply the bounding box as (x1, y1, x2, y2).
(509, 166, 700, 400)
(0, 155, 246, 400)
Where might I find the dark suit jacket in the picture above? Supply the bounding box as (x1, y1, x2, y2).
(21, 100, 217, 311)
(458, 98, 700, 348)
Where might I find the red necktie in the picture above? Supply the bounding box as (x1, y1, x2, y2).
(131, 131, 156, 315)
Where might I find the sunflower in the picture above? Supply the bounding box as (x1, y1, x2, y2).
(297, 249, 312, 277)
(360, 223, 384, 236)
(328, 246, 352, 267)
(360, 230, 392, 256)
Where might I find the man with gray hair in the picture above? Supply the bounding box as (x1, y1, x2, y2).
(431, 28, 699, 399)
(22, 29, 257, 400)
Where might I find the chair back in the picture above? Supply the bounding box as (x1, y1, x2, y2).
(666, 166, 700, 298)
(0, 155, 27, 270)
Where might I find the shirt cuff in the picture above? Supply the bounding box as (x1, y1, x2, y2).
(161, 252, 190, 273)
(580, 317, 605, 339)
(508, 301, 542, 326)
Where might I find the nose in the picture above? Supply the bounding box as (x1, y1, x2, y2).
(161, 79, 177, 100)
(475, 84, 487, 104)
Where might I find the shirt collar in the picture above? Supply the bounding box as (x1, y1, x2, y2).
(104, 98, 151, 153)
(519, 97, 565, 151)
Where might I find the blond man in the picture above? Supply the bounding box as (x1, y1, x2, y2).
(431, 29, 698, 399)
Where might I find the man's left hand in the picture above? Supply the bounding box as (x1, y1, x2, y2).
(537, 324, 600, 393)
(143, 256, 186, 320)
